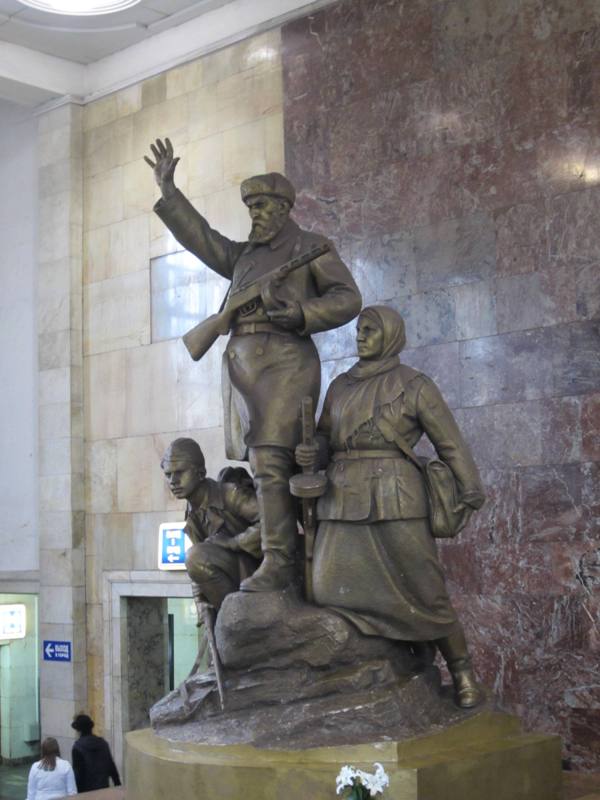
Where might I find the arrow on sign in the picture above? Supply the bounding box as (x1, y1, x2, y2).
(45, 642, 54, 658)
(167, 553, 181, 563)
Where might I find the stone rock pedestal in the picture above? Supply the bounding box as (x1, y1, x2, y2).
(126, 711, 562, 800)
(149, 590, 491, 749)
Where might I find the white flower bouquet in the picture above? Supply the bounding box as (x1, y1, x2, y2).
(336, 762, 389, 799)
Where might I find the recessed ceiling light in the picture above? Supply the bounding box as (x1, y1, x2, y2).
(17, 0, 140, 15)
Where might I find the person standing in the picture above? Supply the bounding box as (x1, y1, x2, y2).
(26, 737, 77, 800)
(145, 138, 362, 592)
(71, 714, 121, 793)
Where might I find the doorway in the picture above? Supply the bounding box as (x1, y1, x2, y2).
(122, 595, 203, 733)
(0, 593, 39, 765)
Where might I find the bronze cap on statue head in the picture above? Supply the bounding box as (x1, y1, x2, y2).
(160, 437, 205, 472)
(240, 172, 296, 207)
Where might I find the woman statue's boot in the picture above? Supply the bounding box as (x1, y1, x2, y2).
(436, 628, 485, 709)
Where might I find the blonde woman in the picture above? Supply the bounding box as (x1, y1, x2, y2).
(26, 737, 77, 800)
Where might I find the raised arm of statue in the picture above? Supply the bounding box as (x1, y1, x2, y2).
(144, 137, 179, 200)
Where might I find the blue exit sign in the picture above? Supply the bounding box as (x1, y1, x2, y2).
(158, 522, 191, 571)
(43, 640, 71, 662)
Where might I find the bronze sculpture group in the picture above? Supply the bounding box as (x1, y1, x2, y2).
(147, 137, 486, 720)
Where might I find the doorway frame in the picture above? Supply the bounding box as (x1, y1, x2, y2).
(101, 570, 191, 771)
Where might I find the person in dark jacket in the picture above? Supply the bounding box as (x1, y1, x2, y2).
(71, 714, 121, 793)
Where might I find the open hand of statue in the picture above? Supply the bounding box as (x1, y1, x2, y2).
(144, 137, 179, 199)
(267, 300, 303, 330)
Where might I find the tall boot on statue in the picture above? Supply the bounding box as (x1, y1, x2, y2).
(240, 550, 296, 592)
(240, 445, 298, 593)
(436, 627, 485, 709)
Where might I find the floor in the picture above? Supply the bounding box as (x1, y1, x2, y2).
(0, 762, 30, 800)
(0, 762, 598, 799)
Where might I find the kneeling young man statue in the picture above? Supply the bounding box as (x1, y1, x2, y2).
(160, 438, 262, 611)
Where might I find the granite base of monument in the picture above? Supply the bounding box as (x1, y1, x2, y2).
(125, 711, 561, 800)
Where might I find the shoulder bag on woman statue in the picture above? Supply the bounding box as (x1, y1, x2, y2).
(374, 417, 463, 538)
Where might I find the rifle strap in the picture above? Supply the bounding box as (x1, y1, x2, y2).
(218, 283, 231, 314)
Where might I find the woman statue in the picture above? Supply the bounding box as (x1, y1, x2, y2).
(296, 305, 486, 708)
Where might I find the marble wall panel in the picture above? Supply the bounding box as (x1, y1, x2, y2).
(349, 231, 417, 304)
(215, 69, 282, 134)
(520, 463, 598, 542)
(173, 340, 225, 432)
(282, 0, 600, 768)
(414, 213, 496, 291)
(539, 396, 583, 466)
(38, 124, 81, 170)
(391, 288, 456, 348)
(454, 281, 497, 340)
(223, 118, 270, 187)
(84, 215, 150, 284)
(84, 116, 134, 179)
(495, 265, 577, 333)
(84, 167, 123, 230)
(494, 200, 547, 277)
(85, 439, 117, 514)
(116, 436, 161, 513)
(122, 157, 161, 221)
(459, 329, 554, 407)
(39, 437, 71, 477)
(83, 94, 119, 132)
(115, 85, 142, 119)
(582, 393, 600, 462)
(150, 250, 207, 342)
(552, 321, 600, 396)
(38, 330, 71, 372)
(123, 341, 179, 437)
(84, 349, 128, 441)
(166, 59, 204, 100)
(141, 74, 166, 109)
(83, 270, 150, 355)
(40, 547, 84, 587)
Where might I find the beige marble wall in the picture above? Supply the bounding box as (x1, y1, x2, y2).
(37, 102, 88, 759)
(81, 30, 284, 732)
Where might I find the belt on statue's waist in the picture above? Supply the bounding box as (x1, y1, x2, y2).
(231, 322, 294, 336)
(332, 449, 405, 461)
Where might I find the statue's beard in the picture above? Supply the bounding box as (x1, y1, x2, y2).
(249, 214, 287, 244)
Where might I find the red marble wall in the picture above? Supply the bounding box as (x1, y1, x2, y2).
(281, 0, 600, 770)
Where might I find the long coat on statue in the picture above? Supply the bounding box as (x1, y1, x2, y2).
(155, 188, 362, 460)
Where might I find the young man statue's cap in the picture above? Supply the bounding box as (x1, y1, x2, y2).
(161, 438, 205, 471)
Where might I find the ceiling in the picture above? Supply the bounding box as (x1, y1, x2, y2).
(0, 0, 331, 108)
(0, 0, 234, 63)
